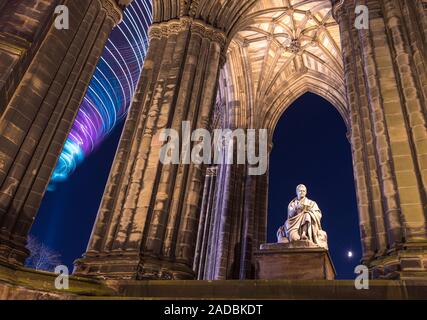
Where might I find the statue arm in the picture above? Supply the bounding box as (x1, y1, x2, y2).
(287, 201, 296, 219)
(313, 202, 322, 219)
(307, 200, 322, 222)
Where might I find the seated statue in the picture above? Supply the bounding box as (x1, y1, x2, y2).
(277, 184, 328, 250)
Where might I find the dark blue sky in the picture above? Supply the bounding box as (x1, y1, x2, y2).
(31, 93, 361, 279)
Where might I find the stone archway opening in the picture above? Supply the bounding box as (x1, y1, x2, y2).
(193, 0, 357, 280)
(267, 92, 360, 279)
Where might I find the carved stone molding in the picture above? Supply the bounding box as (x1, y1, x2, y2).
(148, 18, 191, 40)
(191, 20, 227, 49)
(331, 0, 345, 20)
(148, 18, 227, 51)
(99, 0, 123, 25)
(189, 0, 201, 17)
(286, 39, 302, 54)
(206, 167, 218, 177)
(148, 25, 163, 40)
(166, 22, 180, 35)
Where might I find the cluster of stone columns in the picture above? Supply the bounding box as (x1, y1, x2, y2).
(213, 164, 268, 280)
(193, 146, 269, 280)
(74, 18, 227, 279)
(0, 0, 124, 265)
(193, 166, 218, 279)
(333, 0, 427, 278)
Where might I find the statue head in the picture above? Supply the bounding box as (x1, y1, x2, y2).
(296, 184, 307, 200)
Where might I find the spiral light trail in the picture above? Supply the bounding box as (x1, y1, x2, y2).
(50, 0, 152, 188)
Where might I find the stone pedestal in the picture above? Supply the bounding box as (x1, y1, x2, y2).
(254, 241, 336, 280)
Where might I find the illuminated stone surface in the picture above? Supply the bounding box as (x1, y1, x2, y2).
(0, 0, 427, 299)
(255, 242, 336, 280)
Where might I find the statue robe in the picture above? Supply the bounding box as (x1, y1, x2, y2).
(285, 197, 328, 249)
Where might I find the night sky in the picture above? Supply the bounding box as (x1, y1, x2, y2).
(31, 93, 361, 280)
(30, 121, 125, 272)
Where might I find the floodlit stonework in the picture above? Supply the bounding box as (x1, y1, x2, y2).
(0, 0, 427, 299)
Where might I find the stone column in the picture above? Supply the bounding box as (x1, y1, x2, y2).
(196, 141, 269, 280)
(238, 139, 270, 280)
(333, 0, 427, 279)
(199, 161, 237, 280)
(333, 0, 385, 264)
(193, 167, 218, 279)
(74, 18, 227, 280)
(0, 0, 61, 114)
(0, 0, 124, 266)
(205, 162, 245, 280)
(253, 165, 269, 263)
(398, 1, 427, 110)
(209, 168, 269, 280)
(238, 172, 257, 279)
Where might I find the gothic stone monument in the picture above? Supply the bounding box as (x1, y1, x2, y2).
(255, 185, 336, 280)
(1, 0, 427, 299)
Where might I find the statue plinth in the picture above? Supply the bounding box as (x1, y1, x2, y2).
(254, 241, 336, 280)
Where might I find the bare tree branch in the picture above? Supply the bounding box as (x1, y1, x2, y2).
(25, 235, 63, 272)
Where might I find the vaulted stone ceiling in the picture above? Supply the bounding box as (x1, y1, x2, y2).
(150, 0, 257, 35)
(139, 1, 348, 133)
(221, 0, 347, 132)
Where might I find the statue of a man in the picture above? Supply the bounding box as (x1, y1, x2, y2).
(277, 184, 328, 249)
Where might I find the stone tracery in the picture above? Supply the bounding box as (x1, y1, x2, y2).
(223, 0, 347, 133)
